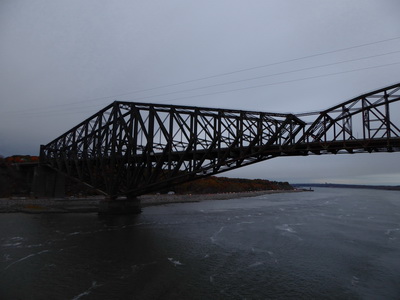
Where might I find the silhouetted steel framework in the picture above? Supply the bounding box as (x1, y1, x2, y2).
(41, 82, 400, 197)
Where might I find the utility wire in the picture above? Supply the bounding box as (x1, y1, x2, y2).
(10, 60, 400, 118)
(98, 36, 400, 97)
(3, 48, 400, 116)
(4, 35, 400, 115)
(124, 50, 400, 102)
(144, 61, 400, 105)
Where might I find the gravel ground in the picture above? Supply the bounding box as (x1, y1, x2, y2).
(0, 190, 300, 213)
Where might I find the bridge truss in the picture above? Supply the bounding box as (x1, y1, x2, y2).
(40, 82, 400, 197)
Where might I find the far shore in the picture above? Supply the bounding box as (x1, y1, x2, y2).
(0, 189, 302, 213)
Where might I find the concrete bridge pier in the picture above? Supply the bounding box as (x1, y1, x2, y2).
(32, 165, 65, 198)
(98, 195, 142, 214)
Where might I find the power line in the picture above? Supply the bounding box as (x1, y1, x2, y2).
(4, 48, 400, 117)
(8, 60, 400, 118)
(87, 36, 400, 97)
(127, 50, 400, 102)
(144, 61, 400, 105)
(2, 36, 400, 116)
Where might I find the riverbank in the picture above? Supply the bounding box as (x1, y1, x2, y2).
(0, 190, 301, 213)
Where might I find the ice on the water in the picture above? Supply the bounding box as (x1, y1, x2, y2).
(275, 224, 296, 233)
(168, 257, 183, 266)
(71, 281, 100, 300)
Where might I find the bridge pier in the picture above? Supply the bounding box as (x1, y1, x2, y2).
(98, 196, 142, 214)
(32, 165, 65, 198)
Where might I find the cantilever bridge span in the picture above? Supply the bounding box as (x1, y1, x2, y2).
(40, 82, 400, 201)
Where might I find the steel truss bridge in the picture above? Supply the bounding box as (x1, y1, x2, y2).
(40, 82, 400, 198)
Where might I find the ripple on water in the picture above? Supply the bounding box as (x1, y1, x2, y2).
(275, 224, 296, 233)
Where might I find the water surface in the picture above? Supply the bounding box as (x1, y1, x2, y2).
(1, 188, 400, 299)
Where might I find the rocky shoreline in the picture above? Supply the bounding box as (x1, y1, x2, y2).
(0, 190, 301, 213)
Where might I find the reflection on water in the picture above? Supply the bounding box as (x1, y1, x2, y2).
(1, 188, 400, 299)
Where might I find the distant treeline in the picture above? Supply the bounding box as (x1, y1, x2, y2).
(171, 176, 293, 194)
(3, 155, 39, 163)
(293, 183, 400, 191)
(0, 155, 293, 197)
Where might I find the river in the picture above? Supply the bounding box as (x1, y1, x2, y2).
(1, 188, 400, 299)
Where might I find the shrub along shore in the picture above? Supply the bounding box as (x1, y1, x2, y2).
(0, 189, 301, 213)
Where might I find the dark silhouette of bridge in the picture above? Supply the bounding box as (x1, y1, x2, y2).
(39, 82, 400, 211)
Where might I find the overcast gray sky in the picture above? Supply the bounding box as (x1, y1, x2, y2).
(1, 0, 400, 185)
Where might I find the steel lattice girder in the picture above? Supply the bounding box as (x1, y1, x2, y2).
(293, 82, 400, 154)
(40, 82, 400, 197)
(41, 102, 305, 196)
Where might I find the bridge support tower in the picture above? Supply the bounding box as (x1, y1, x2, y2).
(32, 165, 65, 198)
